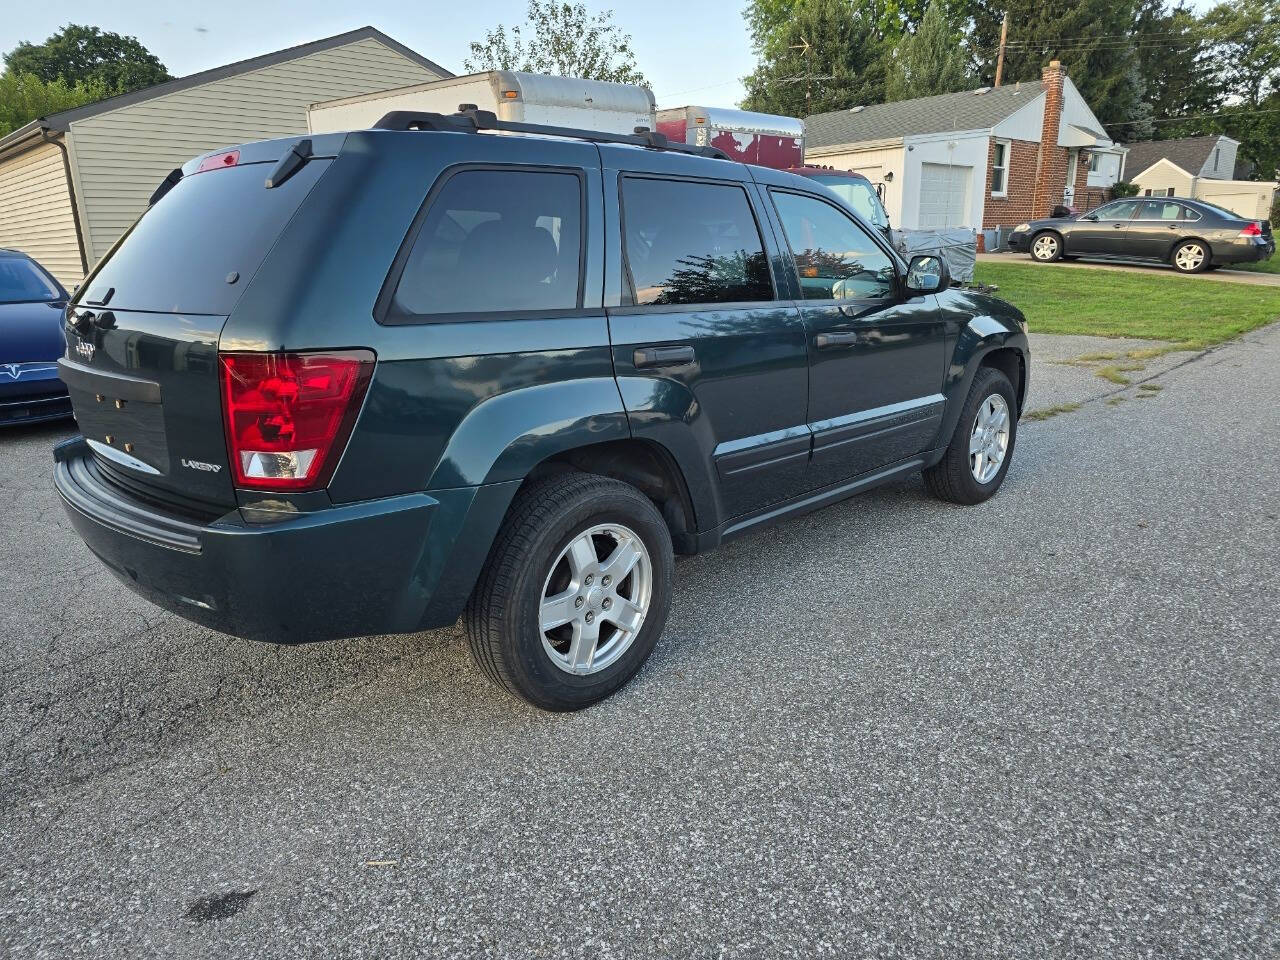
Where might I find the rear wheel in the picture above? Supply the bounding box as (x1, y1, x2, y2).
(465, 472, 673, 711)
(1030, 231, 1063, 262)
(924, 367, 1017, 505)
(1172, 240, 1209, 273)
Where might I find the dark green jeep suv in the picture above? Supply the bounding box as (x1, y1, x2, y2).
(54, 110, 1029, 710)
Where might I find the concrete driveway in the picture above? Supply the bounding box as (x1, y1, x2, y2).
(3, 326, 1278, 959)
(979, 250, 1280, 286)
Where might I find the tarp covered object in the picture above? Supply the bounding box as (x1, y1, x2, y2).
(890, 229, 977, 285)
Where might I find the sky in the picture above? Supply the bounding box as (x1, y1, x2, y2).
(0, 0, 760, 108)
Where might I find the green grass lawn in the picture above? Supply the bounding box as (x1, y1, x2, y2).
(973, 260, 1280, 345)
(1230, 257, 1280, 275)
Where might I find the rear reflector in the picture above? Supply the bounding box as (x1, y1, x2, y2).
(219, 350, 374, 491)
(197, 150, 240, 173)
(1240, 221, 1263, 237)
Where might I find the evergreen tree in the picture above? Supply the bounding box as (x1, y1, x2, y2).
(1132, 0, 1223, 127)
(885, 2, 973, 100)
(963, 0, 1152, 133)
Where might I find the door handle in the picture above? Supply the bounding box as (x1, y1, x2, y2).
(814, 332, 860, 350)
(633, 345, 695, 368)
(1112, 223, 1125, 229)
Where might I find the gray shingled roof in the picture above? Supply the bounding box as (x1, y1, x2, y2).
(0, 27, 452, 156)
(1122, 136, 1224, 178)
(805, 84, 1043, 150)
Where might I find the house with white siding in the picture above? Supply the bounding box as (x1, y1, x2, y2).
(0, 27, 450, 287)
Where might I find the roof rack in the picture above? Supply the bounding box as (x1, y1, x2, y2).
(372, 107, 733, 162)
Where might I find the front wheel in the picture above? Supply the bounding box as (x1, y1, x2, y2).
(465, 472, 674, 711)
(1030, 232, 1062, 262)
(1172, 240, 1208, 273)
(924, 367, 1018, 505)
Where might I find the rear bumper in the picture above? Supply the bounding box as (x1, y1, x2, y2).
(54, 437, 514, 642)
(1213, 237, 1274, 265)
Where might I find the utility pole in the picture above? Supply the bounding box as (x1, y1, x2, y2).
(995, 12, 1009, 87)
(789, 36, 813, 112)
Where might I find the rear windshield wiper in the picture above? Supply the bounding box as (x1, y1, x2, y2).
(149, 168, 183, 206)
(265, 139, 313, 190)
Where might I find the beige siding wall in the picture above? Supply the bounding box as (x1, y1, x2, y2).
(69, 38, 443, 263)
(0, 140, 83, 287)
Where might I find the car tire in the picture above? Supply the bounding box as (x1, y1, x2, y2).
(1171, 240, 1209, 273)
(1030, 231, 1063, 263)
(923, 367, 1018, 506)
(464, 471, 674, 711)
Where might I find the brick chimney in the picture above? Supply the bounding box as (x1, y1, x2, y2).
(1031, 60, 1066, 218)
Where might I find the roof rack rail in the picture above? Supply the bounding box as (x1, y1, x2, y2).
(371, 108, 733, 162)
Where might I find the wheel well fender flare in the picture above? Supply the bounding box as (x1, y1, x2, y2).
(427, 377, 632, 488)
(1169, 235, 1210, 259)
(939, 318, 1029, 441)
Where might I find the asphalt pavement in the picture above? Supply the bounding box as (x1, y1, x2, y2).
(2, 326, 1277, 959)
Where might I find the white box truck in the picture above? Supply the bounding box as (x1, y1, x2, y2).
(308, 71, 656, 136)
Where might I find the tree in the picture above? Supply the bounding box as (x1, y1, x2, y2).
(0, 71, 107, 137)
(464, 1, 646, 85)
(963, 0, 1153, 135)
(4, 24, 169, 95)
(885, 1, 973, 101)
(742, 0, 890, 116)
(1132, 0, 1223, 126)
(1202, 0, 1280, 107)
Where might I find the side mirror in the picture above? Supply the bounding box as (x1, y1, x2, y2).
(905, 254, 949, 295)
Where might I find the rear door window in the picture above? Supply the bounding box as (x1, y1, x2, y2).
(771, 190, 896, 301)
(77, 158, 332, 315)
(390, 168, 583, 318)
(620, 177, 774, 306)
(1138, 200, 1182, 220)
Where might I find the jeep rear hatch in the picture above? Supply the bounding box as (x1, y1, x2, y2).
(62, 143, 336, 512)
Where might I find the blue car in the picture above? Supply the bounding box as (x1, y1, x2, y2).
(0, 249, 73, 426)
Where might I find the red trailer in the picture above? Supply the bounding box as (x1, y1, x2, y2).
(657, 106, 891, 235)
(656, 106, 804, 168)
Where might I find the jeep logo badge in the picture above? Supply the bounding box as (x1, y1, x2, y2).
(181, 458, 223, 473)
(74, 340, 95, 360)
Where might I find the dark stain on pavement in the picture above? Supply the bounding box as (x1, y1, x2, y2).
(184, 890, 257, 923)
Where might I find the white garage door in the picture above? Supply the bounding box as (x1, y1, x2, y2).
(918, 163, 972, 228)
(1196, 191, 1259, 219)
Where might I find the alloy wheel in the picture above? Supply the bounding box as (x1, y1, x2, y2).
(1032, 235, 1058, 260)
(969, 393, 1010, 484)
(539, 523, 653, 675)
(1174, 243, 1205, 272)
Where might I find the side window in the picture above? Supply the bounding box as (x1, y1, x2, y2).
(1094, 199, 1140, 220)
(392, 169, 582, 316)
(771, 191, 896, 301)
(1181, 205, 1202, 222)
(620, 177, 773, 306)
(1138, 200, 1182, 220)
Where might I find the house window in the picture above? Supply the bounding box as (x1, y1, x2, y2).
(991, 140, 1009, 196)
(1212, 147, 1220, 170)
(1089, 152, 1101, 172)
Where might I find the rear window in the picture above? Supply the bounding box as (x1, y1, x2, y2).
(390, 169, 584, 318)
(0, 257, 63, 304)
(76, 158, 332, 315)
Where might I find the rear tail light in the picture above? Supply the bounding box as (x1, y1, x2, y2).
(219, 350, 374, 491)
(1240, 221, 1263, 237)
(196, 150, 240, 173)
